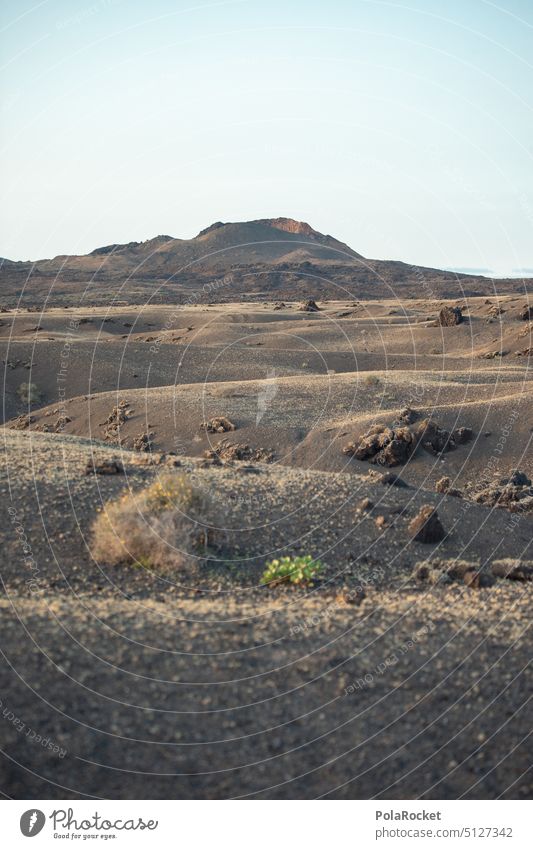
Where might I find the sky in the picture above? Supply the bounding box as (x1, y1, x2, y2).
(1, 0, 533, 276)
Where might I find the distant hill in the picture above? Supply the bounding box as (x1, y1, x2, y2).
(1, 217, 531, 307)
(30, 217, 363, 273)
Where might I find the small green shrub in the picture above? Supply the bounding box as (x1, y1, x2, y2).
(260, 555, 323, 587)
(17, 382, 41, 405)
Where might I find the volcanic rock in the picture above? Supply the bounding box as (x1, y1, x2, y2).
(409, 506, 446, 543)
(438, 306, 463, 326)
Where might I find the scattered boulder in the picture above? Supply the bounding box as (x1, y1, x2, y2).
(453, 426, 473, 444)
(398, 407, 418, 424)
(480, 350, 507, 359)
(35, 414, 72, 434)
(462, 569, 495, 589)
(491, 559, 533, 582)
(201, 416, 236, 434)
(413, 418, 452, 454)
(413, 558, 493, 588)
(472, 470, 533, 512)
(357, 497, 373, 512)
(55, 414, 72, 429)
(336, 586, 366, 605)
(435, 476, 451, 494)
(374, 472, 408, 489)
(507, 470, 531, 487)
(273, 302, 286, 310)
(413, 419, 473, 455)
(85, 458, 124, 475)
(100, 400, 130, 443)
(415, 557, 533, 589)
(438, 306, 463, 326)
(9, 414, 35, 430)
(435, 476, 463, 498)
(298, 299, 320, 312)
(520, 304, 533, 321)
(413, 561, 453, 586)
(409, 506, 446, 543)
(132, 431, 154, 452)
(344, 413, 473, 467)
(204, 440, 274, 463)
(343, 424, 413, 467)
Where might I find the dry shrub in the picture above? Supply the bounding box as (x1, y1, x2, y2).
(17, 382, 41, 405)
(362, 375, 381, 387)
(90, 472, 225, 571)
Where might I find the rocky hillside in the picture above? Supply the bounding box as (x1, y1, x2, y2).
(1, 218, 532, 307)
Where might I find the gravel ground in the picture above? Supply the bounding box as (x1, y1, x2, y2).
(1, 429, 532, 798)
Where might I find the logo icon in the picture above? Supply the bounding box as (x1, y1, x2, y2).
(256, 368, 278, 424)
(20, 810, 45, 837)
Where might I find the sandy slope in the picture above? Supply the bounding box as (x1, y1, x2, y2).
(5, 296, 531, 488)
(1, 295, 532, 800)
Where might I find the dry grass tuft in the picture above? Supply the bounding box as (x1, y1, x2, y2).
(90, 472, 225, 571)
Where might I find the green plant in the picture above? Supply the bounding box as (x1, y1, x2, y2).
(260, 555, 323, 587)
(17, 382, 41, 405)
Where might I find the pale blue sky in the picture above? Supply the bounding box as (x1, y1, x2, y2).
(1, 0, 533, 275)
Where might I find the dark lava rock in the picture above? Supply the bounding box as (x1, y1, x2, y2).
(206, 440, 274, 463)
(412, 561, 453, 586)
(438, 306, 463, 326)
(298, 299, 320, 312)
(85, 458, 125, 475)
(413, 558, 494, 589)
(201, 416, 236, 434)
(343, 424, 414, 467)
(473, 471, 533, 511)
(435, 476, 451, 493)
(378, 471, 408, 487)
(504, 470, 531, 487)
(9, 414, 35, 430)
(398, 407, 418, 424)
(520, 304, 533, 321)
(462, 569, 495, 589)
(337, 586, 366, 605)
(414, 418, 454, 454)
(491, 560, 533, 581)
(453, 426, 473, 444)
(132, 431, 154, 452)
(409, 506, 446, 543)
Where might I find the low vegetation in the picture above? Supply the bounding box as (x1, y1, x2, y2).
(17, 382, 41, 405)
(90, 472, 224, 571)
(260, 555, 323, 587)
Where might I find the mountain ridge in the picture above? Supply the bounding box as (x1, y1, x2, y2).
(1, 217, 531, 307)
